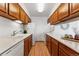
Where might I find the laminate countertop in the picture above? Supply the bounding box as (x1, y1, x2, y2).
(0, 33, 32, 55)
(46, 33, 79, 53)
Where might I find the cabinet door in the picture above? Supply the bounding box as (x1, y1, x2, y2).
(0, 3, 6, 12)
(24, 38, 29, 56)
(20, 8, 25, 23)
(24, 35, 32, 56)
(46, 35, 52, 55)
(1, 41, 24, 56)
(58, 3, 69, 21)
(28, 17, 31, 23)
(71, 3, 79, 14)
(59, 43, 79, 56)
(50, 11, 58, 25)
(20, 8, 28, 24)
(29, 35, 32, 51)
(9, 3, 20, 19)
(59, 48, 68, 56)
(24, 14, 29, 24)
(51, 38, 58, 56)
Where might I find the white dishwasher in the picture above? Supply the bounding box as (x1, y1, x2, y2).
(1, 40, 24, 56)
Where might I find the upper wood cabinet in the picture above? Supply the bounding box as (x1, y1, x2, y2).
(70, 3, 79, 14)
(58, 3, 69, 20)
(48, 3, 70, 25)
(0, 3, 7, 12)
(9, 3, 20, 20)
(20, 8, 29, 24)
(25, 14, 29, 24)
(20, 8, 26, 23)
(0, 3, 16, 20)
(48, 3, 79, 25)
(50, 11, 58, 25)
(28, 17, 31, 23)
(0, 3, 31, 24)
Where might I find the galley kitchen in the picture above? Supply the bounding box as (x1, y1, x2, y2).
(0, 3, 79, 56)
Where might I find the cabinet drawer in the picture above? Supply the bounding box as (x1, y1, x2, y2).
(59, 43, 79, 56)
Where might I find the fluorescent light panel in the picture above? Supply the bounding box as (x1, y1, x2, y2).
(15, 20, 22, 23)
(37, 3, 45, 12)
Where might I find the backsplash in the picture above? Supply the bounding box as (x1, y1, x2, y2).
(0, 16, 23, 37)
(51, 17, 79, 38)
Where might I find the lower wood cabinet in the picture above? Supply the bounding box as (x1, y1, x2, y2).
(24, 35, 32, 56)
(46, 34, 58, 56)
(59, 48, 68, 56)
(59, 42, 79, 56)
(46, 34, 79, 56)
(46, 34, 52, 55)
(51, 38, 58, 56)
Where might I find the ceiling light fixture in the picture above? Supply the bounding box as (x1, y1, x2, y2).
(37, 3, 45, 12)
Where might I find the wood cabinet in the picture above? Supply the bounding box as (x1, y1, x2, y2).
(71, 3, 79, 14)
(0, 3, 31, 24)
(46, 34, 79, 56)
(0, 3, 7, 12)
(58, 3, 69, 21)
(28, 17, 31, 23)
(20, 7, 31, 24)
(24, 35, 32, 56)
(46, 34, 58, 56)
(48, 3, 70, 25)
(9, 3, 20, 20)
(20, 8, 26, 24)
(50, 11, 58, 25)
(48, 3, 79, 25)
(59, 42, 79, 56)
(46, 34, 52, 55)
(25, 14, 29, 24)
(51, 38, 58, 56)
(0, 3, 17, 20)
(59, 48, 68, 56)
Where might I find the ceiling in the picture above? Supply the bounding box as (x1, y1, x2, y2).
(19, 3, 60, 18)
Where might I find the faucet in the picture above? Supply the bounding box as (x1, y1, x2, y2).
(11, 30, 22, 36)
(11, 31, 17, 36)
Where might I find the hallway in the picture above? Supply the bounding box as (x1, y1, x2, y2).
(29, 41, 50, 56)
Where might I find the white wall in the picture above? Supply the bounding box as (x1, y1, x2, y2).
(51, 17, 79, 38)
(0, 16, 23, 37)
(26, 17, 51, 44)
